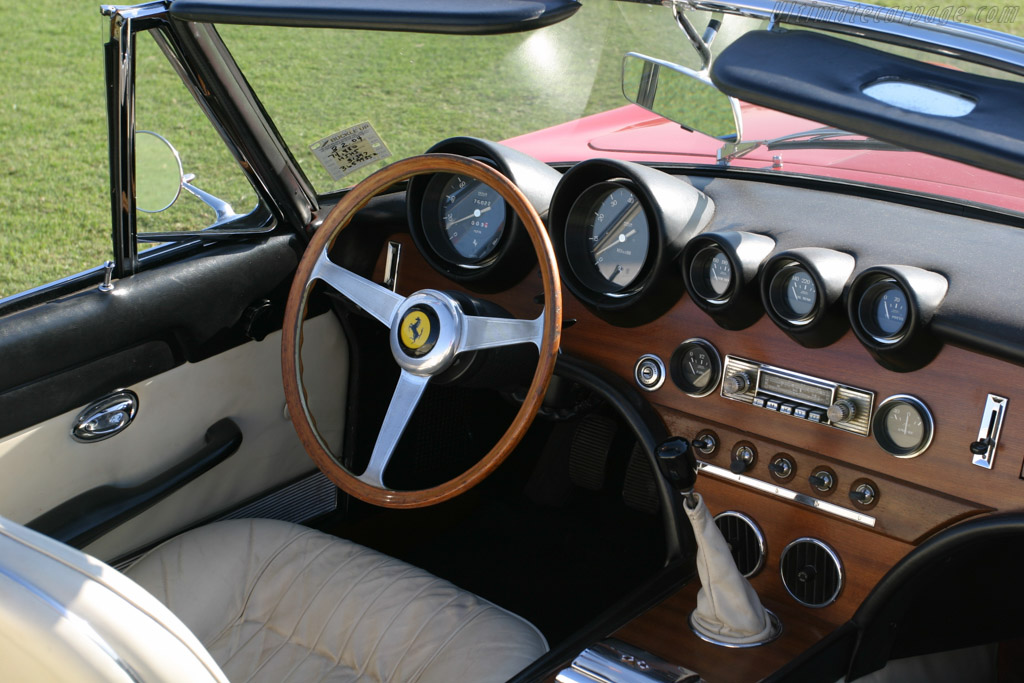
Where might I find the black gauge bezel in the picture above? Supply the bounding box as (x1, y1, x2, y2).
(669, 338, 722, 397)
(872, 394, 934, 458)
(564, 180, 652, 295)
(548, 158, 714, 327)
(681, 231, 775, 330)
(405, 137, 562, 293)
(760, 248, 855, 348)
(857, 277, 910, 344)
(768, 262, 820, 326)
(689, 244, 735, 304)
(847, 266, 948, 372)
(420, 168, 510, 267)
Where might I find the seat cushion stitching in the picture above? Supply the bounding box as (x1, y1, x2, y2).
(330, 563, 422, 668)
(268, 549, 370, 683)
(205, 526, 321, 648)
(232, 539, 342, 683)
(383, 590, 462, 682)
(407, 606, 505, 683)
(352, 577, 447, 679)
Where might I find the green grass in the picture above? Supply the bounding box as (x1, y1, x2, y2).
(2, 0, 1023, 298)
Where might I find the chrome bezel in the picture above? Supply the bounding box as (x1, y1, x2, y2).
(670, 338, 722, 397)
(688, 244, 735, 305)
(857, 277, 910, 345)
(780, 537, 844, 608)
(767, 261, 819, 326)
(633, 353, 666, 391)
(713, 510, 767, 577)
(872, 394, 935, 458)
(420, 161, 510, 268)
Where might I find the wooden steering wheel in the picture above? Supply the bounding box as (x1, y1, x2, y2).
(282, 154, 562, 508)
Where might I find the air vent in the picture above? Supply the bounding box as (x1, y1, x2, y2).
(780, 538, 843, 607)
(714, 511, 766, 577)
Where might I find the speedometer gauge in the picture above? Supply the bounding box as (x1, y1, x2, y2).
(566, 181, 651, 293)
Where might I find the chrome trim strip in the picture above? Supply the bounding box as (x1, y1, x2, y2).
(698, 461, 877, 527)
(0, 565, 142, 682)
(558, 639, 702, 683)
(676, 0, 1024, 77)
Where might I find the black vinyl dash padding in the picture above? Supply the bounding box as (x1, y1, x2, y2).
(169, 0, 581, 34)
(711, 30, 1024, 181)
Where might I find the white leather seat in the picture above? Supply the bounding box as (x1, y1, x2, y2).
(0, 516, 547, 683)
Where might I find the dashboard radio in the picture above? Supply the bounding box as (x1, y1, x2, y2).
(721, 356, 874, 436)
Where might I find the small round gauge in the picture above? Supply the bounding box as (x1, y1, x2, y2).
(872, 394, 934, 457)
(670, 338, 722, 397)
(859, 279, 909, 342)
(566, 181, 651, 293)
(769, 264, 818, 324)
(689, 245, 734, 303)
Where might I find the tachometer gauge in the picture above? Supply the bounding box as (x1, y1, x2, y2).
(858, 278, 909, 342)
(566, 181, 651, 293)
(873, 394, 933, 457)
(769, 265, 818, 324)
(437, 175, 507, 261)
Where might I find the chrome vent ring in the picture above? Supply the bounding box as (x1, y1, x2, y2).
(714, 511, 766, 578)
(780, 537, 843, 607)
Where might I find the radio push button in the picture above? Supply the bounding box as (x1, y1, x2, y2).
(793, 406, 809, 419)
(807, 410, 826, 423)
(752, 395, 767, 408)
(779, 402, 796, 415)
(765, 399, 781, 411)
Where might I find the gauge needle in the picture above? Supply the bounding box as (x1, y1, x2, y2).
(447, 205, 491, 228)
(594, 229, 637, 257)
(883, 299, 890, 319)
(592, 203, 642, 256)
(904, 411, 910, 434)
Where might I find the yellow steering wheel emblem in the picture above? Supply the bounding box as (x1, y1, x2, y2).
(400, 310, 432, 350)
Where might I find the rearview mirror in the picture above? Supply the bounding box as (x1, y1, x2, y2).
(136, 130, 183, 213)
(622, 52, 741, 142)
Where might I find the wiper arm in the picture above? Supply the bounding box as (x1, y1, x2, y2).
(720, 126, 903, 163)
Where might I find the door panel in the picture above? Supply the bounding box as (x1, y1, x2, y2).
(0, 312, 347, 562)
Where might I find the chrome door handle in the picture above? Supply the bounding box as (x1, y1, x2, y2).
(72, 390, 139, 442)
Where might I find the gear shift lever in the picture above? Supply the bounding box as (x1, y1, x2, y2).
(655, 436, 782, 648)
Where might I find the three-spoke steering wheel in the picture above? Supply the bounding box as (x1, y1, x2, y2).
(282, 154, 561, 508)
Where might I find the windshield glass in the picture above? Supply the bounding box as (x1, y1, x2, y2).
(220, 0, 1024, 215)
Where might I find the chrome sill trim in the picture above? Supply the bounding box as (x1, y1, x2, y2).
(697, 461, 877, 527)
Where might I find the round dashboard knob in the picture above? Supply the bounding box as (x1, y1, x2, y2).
(724, 372, 754, 395)
(827, 399, 857, 424)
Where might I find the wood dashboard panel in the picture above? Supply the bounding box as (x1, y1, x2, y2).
(372, 232, 1024, 677)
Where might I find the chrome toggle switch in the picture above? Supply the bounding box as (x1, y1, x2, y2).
(971, 394, 1007, 469)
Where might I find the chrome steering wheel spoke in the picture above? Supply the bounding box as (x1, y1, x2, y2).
(459, 313, 545, 352)
(311, 250, 405, 328)
(356, 370, 431, 489)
